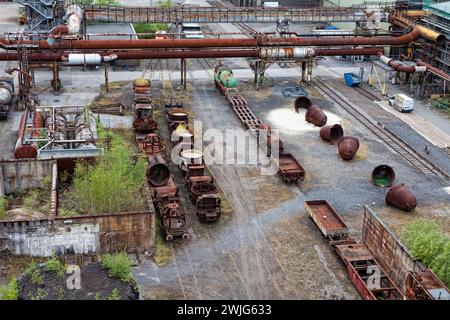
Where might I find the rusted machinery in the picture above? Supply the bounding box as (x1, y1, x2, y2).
(214, 64, 305, 183)
(405, 269, 450, 300)
(305, 105, 327, 127)
(0, 77, 14, 120)
(385, 183, 417, 212)
(319, 124, 344, 144)
(165, 105, 221, 223)
(304, 200, 404, 300)
(338, 136, 360, 161)
(372, 165, 396, 187)
(132, 78, 158, 134)
(294, 96, 312, 112)
(14, 109, 43, 159)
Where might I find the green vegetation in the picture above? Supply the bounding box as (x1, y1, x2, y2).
(44, 256, 66, 278)
(96, 288, 121, 300)
(24, 262, 44, 285)
(0, 278, 19, 300)
(28, 288, 48, 301)
(401, 219, 450, 287)
(23, 189, 40, 209)
(0, 196, 8, 220)
(62, 124, 147, 215)
(101, 252, 132, 282)
(132, 0, 170, 39)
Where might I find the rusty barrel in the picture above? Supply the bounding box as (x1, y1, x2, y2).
(320, 124, 344, 144)
(294, 96, 312, 112)
(305, 105, 327, 127)
(146, 154, 170, 186)
(338, 136, 360, 160)
(372, 165, 395, 187)
(386, 183, 417, 212)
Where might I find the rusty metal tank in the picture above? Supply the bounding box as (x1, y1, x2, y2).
(372, 165, 396, 187)
(386, 183, 417, 212)
(14, 110, 44, 159)
(338, 136, 360, 160)
(146, 154, 171, 186)
(305, 105, 327, 127)
(179, 149, 203, 172)
(320, 124, 344, 144)
(294, 96, 312, 112)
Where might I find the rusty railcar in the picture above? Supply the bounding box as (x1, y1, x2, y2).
(277, 153, 305, 183)
(405, 269, 450, 300)
(335, 244, 404, 300)
(304, 200, 355, 246)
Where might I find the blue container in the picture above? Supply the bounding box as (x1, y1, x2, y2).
(344, 73, 361, 87)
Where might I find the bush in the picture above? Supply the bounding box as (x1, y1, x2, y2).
(0, 278, 18, 300)
(44, 256, 66, 278)
(133, 23, 168, 39)
(66, 126, 147, 215)
(24, 262, 44, 285)
(101, 252, 132, 281)
(401, 219, 450, 288)
(23, 189, 40, 209)
(0, 196, 8, 220)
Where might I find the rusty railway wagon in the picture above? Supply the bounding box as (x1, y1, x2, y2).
(305, 200, 403, 300)
(214, 64, 305, 183)
(405, 269, 450, 300)
(132, 78, 158, 134)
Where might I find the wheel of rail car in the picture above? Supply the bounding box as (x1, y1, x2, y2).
(182, 233, 190, 240)
(166, 234, 174, 241)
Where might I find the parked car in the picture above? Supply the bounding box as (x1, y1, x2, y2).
(181, 23, 205, 39)
(389, 93, 414, 112)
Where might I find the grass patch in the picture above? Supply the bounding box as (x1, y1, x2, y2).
(61, 124, 147, 215)
(101, 252, 132, 282)
(133, 23, 168, 39)
(0, 196, 8, 220)
(153, 218, 175, 267)
(44, 256, 66, 278)
(95, 288, 121, 300)
(401, 219, 450, 287)
(0, 278, 18, 300)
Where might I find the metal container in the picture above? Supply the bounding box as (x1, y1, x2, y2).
(320, 124, 344, 144)
(154, 176, 178, 202)
(0, 79, 13, 105)
(146, 154, 171, 186)
(305, 105, 327, 127)
(386, 183, 417, 212)
(14, 110, 43, 159)
(372, 165, 395, 187)
(179, 149, 203, 172)
(133, 78, 151, 88)
(338, 136, 360, 160)
(294, 96, 312, 111)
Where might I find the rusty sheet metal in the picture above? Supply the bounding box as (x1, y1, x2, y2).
(406, 270, 450, 300)
(305, 105, 328, 127)
(362, 206, 420, 294)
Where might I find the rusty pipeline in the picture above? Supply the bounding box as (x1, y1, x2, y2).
(0, 27, 422, 51)
(294, 96, 312, 112)
(305, 105, 327, 127)
(416, 60, 450, 81)
(386, 183, 417, 212)
(372, 165, 396, 187)
(146, 154, 171, 186)
(320, 124, 344, 144)
(389, 13, 446, 44)
(378, 52, 426, 73)
(338, 136, 360, 160)
(14, 110, 44, 159)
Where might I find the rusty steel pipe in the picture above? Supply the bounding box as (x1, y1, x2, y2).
(294, 96, 312, 112)
(416, 60, 450, 81)
(338, 136, 360, 161)
(315, 47, 384, 56)
(146, 154, 171, 187)
(320, 124, 344, 144)
(305, 105, 327, 127)
(389, 14, 446, 44)
(386, 183, 417, 212)
(0, 27, 421, 50)
(372, 165, 395, 187)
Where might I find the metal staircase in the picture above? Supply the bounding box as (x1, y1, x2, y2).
(17, 0, 65, 32)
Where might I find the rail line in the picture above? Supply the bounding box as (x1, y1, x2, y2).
(313, 76, 450, 181)
(354, 85, 385, 101)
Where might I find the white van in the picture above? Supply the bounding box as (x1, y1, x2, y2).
(181, 23, 205, 39)
(389, 93, 414, 113)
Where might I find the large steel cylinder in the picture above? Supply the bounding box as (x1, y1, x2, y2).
(14, 111, 43, 159)
(146, 154, 170, 186)
(386, 183, 417, 211)
(372, 165, 395, 187)
(320, 124, 343, 143)
(0, 80, 13, 105)
(294, 96, 312, 112)
(305, 105, 327, 127)
(338, 136, 360, 160)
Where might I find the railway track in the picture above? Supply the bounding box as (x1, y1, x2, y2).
(313, 76, 450, 181)
(354, 85, 384, 102)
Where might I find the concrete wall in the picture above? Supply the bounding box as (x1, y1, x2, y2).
(0, 211, 155, 257)
(362, 206, 421, 294)
(0, 159, 55, 196)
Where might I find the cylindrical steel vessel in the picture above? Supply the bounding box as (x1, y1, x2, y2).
(14, 111, 44, 159)
(146, 154, 170, 186)
(294, 96, 312, 112)
(338, 136, 360, 160)
(372, 165, 395, 187)
(386, 183, 417, 212)
(305, 105, 327, 127)
(320, 124, 344, 144)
